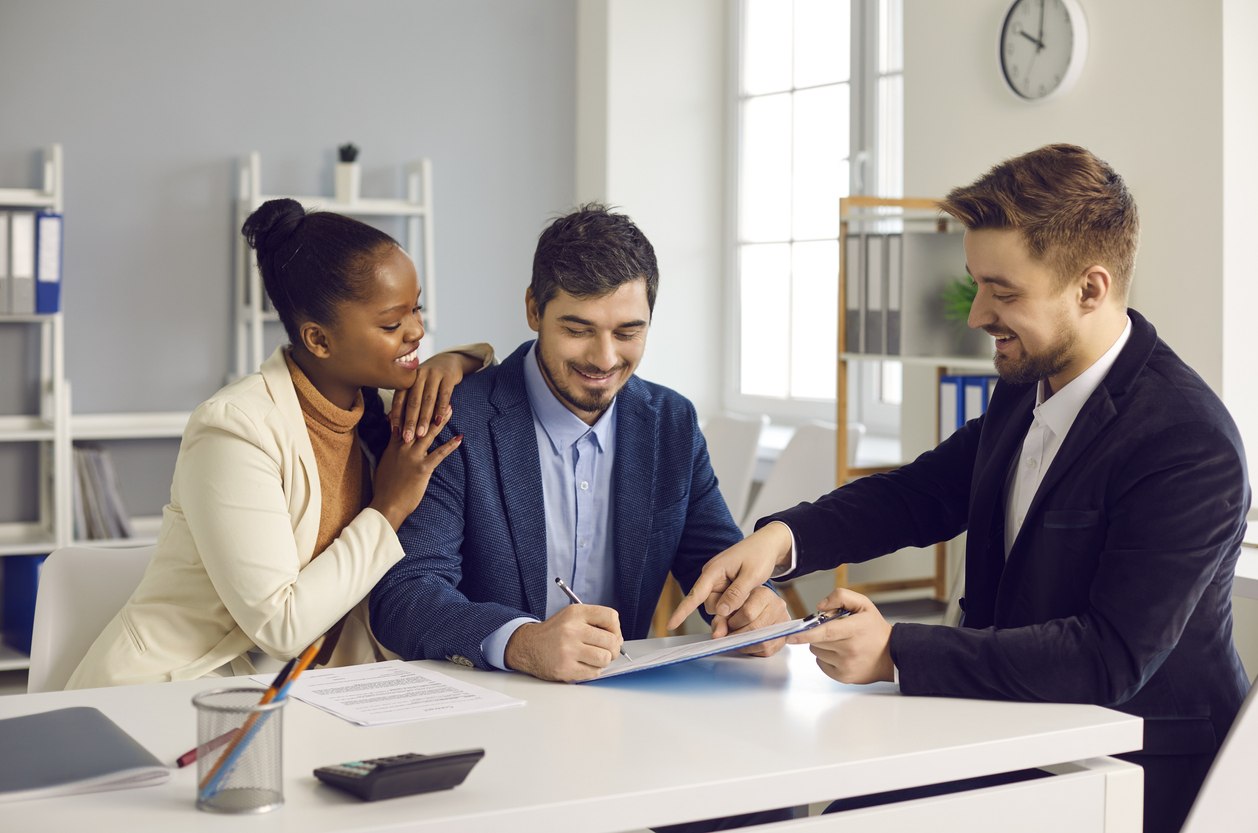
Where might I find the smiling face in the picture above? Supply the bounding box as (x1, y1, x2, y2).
(299, 245, 424, 408)
(964, 228, 1086, 392)
(526, 279, 651, 425)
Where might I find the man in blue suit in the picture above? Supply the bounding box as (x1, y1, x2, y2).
(672, 145, 1250, 833)
(370, 204, 790, 683)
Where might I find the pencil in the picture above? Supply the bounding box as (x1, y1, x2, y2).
(198, 637, 324, 794)
(176, 656, 298, 768)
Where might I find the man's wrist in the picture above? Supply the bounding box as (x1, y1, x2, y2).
(502, 621, 541, 673)
(764, 521, 797, 577)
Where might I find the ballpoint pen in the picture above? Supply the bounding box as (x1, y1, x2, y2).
(553, 576, 632, 661)
(198, 636, 324, 797)
(176, 655, 299, 768)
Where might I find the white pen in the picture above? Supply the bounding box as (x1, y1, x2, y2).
(554, 576, 633, 661)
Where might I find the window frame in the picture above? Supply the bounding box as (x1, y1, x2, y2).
(725, 0, 902, 432)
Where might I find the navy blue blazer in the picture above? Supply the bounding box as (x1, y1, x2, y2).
(766, 310, 1250, 833)
(370, 341, 742, 670)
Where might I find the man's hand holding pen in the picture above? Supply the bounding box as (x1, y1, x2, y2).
(504, 603, 626, 683)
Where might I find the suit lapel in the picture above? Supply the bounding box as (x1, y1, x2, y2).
(489, 348, 549, 618)
(1006, 311, 1155, 557)
(261, 346, 321, 558)
(611, 380, 656, 621)
(1017, 390, 1117, 536)
(995, 312, 1155, 616)
(964, 382, 1034, 627)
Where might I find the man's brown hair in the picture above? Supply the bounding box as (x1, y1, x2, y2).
(939, 144, 1139, 299)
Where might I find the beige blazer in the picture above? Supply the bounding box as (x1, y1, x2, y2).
(67, 347, 404, 688)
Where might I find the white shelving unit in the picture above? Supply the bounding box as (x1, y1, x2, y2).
(0, 146, 188, 673)
(233, 151, 437, 379)
(68, 411, 189, 547)
(0, 145, 68, 671)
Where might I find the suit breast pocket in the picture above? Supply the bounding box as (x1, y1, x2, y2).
(1042, 509, 1101, 530)
(648, 494, 688, 545)
(1036, 509, 1105, 607)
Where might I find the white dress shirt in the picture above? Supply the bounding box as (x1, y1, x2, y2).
(479, 342, 619, 670)
(1004, 316, 1131, 556)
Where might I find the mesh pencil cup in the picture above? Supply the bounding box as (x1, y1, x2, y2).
(192, 687, 286, 813)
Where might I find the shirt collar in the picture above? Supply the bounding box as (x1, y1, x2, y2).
(522, 341, 615, 454)
(1033, 315, 1132, 437)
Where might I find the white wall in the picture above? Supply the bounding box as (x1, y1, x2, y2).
(575, 0, 728, 418)
(904, 0, 1258, 674)
(1223, 0, 1258, 680)
(0, 0, 575, 520)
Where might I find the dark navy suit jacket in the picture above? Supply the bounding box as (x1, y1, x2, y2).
(370, 341, 742, 670)
(766, 310, 1250, 833)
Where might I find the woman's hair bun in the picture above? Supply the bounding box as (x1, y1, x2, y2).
(241, 198, 306, 255)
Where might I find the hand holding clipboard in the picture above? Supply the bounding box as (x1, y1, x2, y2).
(785, 587, 895, 685)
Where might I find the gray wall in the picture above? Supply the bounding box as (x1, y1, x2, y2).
(0, 0, 575, 519)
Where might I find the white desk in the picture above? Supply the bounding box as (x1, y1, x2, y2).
(0, 642, 1142, 833)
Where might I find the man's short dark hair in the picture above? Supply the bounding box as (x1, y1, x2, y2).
(530, 203, 659, 315)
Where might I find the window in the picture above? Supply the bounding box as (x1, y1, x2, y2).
(730, 0, 903, 428)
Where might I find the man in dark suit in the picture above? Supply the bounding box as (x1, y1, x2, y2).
(671, 145, 1250, 833)
(370, 204, 790, 683)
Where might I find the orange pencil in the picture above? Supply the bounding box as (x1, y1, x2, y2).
(176, 655, 298, 768)
(198, 636, 324, 792)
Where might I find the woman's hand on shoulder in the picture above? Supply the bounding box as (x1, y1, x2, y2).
(370, 405, 462, 530)
(389, 351, 481, 444)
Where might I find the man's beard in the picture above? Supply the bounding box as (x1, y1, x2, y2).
(991, 328, 1077, 386)
(537, 350, 625, 417)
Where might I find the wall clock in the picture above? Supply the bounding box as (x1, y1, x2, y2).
(999, 0, 1089, 101)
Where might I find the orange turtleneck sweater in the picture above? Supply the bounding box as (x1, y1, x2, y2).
(284, 350, 372, 557)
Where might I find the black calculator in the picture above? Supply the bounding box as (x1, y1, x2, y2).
(313, 749, 485, 801)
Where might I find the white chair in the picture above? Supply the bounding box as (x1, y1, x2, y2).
(740, 423, 842, 537)
(1180, 679, 1258, 832)
(701, 413, 769, 523)
(27, 544, 154, 693)
(741, 423, 843, 618)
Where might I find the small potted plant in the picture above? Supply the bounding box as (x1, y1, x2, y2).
(941, 276, 976, 325)
(335, 143, 360, 204)
(940, 276, 993, 357)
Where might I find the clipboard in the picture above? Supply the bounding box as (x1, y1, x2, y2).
(582, 610, 851, 682)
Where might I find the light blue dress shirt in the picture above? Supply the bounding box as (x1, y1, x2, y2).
(480, 342, 618, 670)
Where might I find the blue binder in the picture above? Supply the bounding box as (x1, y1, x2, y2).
(34, 211, 62, 314)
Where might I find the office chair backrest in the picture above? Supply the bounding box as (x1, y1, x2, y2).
(741, 423, 840, 536)
(701, 413, 768, 524)
(27, 544, 154, 693)
(1180, 678, 1258, 833)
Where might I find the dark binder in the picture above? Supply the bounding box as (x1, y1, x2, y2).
(864, 234, 886, 354)
(843, 232, 864, 352)
(0, 707, 170, 802)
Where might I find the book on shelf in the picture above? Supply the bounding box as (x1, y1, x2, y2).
(73, 444, 134, 540)
(0, 707, 170, 802)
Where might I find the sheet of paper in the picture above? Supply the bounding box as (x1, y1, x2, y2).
(587, 615, 825, 682)
(251, 660, 524, 726)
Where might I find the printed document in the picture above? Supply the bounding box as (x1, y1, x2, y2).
(252, 660, 524, 726)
